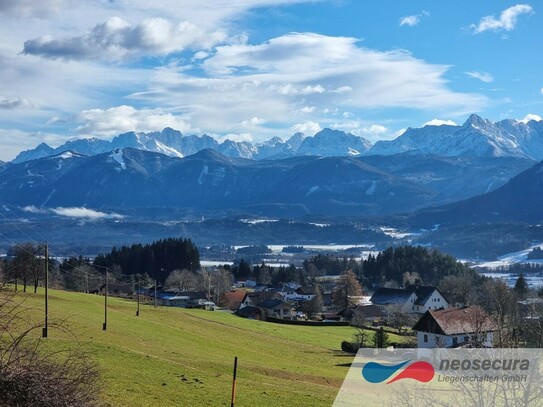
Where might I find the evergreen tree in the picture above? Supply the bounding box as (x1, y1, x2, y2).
(373, 327, 389, 348)
(514, 273, 529, 299)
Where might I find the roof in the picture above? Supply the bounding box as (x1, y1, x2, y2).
(355, 304, 385, 319)
(222, 290, 246, 303)
(236, 306, 261, 318)
(243, 291, 282, 305)
(296, 286, 316, 295)
(257, 299, 293, 310)
(370, 287, 414, 305)
(370, 285, 447, 306)
(413, 306, 497, 336)
(158, 291, 207, 300)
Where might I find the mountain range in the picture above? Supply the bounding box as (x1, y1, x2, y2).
(412, 157, 543, 226)
(11, 114, 543, 164)
(0, 147, 534, 218)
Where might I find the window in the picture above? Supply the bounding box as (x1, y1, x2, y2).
(453, 337, 458, 346)
(423, 334, 428, 343)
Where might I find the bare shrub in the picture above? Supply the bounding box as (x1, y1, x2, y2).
(0, 282, 101, 407)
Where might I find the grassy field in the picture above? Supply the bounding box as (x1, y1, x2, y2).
(9, 288, 380, 407)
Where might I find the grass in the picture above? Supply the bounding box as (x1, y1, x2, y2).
(7, 287, 391, 407)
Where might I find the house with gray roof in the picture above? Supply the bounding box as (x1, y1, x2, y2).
(370, 285, 449, 315)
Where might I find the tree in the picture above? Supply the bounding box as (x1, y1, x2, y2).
(233, 259, 252, 280)
(200, 268, 234, 303)
(514, 273, 529, 300)
(388, 305, 414, 334)
(164, 269, 200, 292)
(373, 327, 389, 348)
(301, 287, 324, 319)
(332, 270, 363, 309)
(478, 279, 517, 347)
(8, 243, 44, 293)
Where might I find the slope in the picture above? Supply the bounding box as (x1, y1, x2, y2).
(16, 288, 362, 407)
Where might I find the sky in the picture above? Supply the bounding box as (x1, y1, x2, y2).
(0, 0, 541, 161)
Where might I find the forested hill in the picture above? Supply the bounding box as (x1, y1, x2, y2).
(93, 238, 200, 282)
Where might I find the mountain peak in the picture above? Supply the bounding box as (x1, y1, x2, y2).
(463, 114, 489, 128)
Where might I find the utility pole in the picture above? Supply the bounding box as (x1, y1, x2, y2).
(136, 274, 140, 317)
(103, 270, 108, 331)
(42, 242, 49, 338)
(154, 280, 157, 308)
(230, 356, 238, 407)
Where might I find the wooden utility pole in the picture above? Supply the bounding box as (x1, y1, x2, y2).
(42, 242, 49, 338)
(230, 356, 238, 407)
(154, 280, 157, 308)
(103, 271, 108, 331)
(136, 274, 140, 317)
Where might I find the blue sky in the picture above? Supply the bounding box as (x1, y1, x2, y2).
(0, 0, 541, 160)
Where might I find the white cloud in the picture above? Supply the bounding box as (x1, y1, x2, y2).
(291, 121, 321, 135)
(465, 71, 494, 83)
(132, 32, 487, 138)
(21, 205, 48, 214)
(23, 17, 230, 60)
(218, 133, 253, 143)
(51, 207, 123, 219)
(363, 124, 388, 135)
(331, 86, 352, 94)
(519, 113, 542, 123)
(0, 0, 63, 17)
(472, 4, 533, 34)
(75, 105, 195, 137)
(330, 120, 391, 141)
(400, 10, 429, 27)
(540, 87, 543, 94)
(423, 119, 457, 126)
(400, 15, 420, 27)
(298, 106, 316, 113)
(0, 96, 32, 109)
(241, 117, 266, 126)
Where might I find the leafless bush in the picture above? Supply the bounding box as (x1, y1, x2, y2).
(0, 282, 102, 407)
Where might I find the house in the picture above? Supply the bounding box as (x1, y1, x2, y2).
(295, 286, 316, 301)
(220, 290, 247, 310)
(370, 285, 449, 315)
(276, 285, 298, 301)
(276, 285, 317, 302)
(236, 305, 262, 320)
(239, 291, 282, 309)
(257, 299, 294, 319)
(155, 291, 208, 308)
(412, 306, 497, 348)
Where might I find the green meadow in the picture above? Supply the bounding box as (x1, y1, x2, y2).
(10, 288, 376, 407)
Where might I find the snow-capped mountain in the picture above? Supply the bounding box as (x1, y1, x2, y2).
(371, 114, 543, 159)
(297, 128, 372, 156)
(11, 128, 367, 163)
(10, 114, 543, 164)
